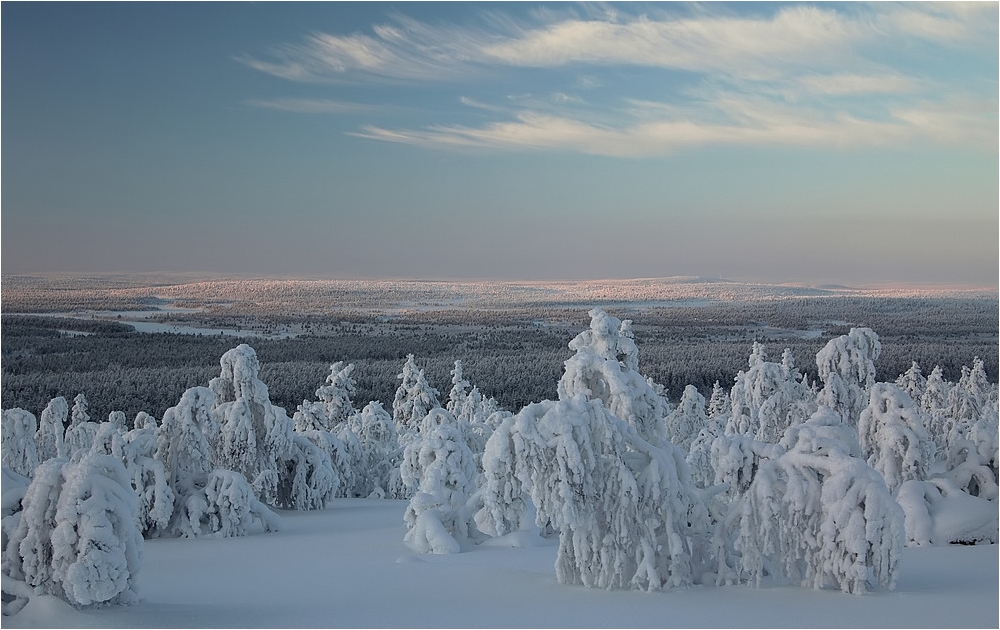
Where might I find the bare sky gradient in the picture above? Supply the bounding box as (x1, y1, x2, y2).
(2, 2, 997, 287)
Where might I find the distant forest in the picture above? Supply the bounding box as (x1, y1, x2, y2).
(2, 294, 996, 423)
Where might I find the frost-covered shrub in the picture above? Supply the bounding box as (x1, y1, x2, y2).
(942, 400, 998, 501)
(737, 407, 904, 594)
(3, 453, 143, 609)
(2, 409, 40, 478)
(816, 328, 881, 428)
(510, 395, 710, 591)
(36, 396, 68, 461)
(401, 409, 478, 554)
(896, 478, 998, 546)
(858, 383, 934, 496)
(178, 469, 281, 538)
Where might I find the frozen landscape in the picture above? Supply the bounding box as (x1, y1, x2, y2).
(2, 278, 997, 629)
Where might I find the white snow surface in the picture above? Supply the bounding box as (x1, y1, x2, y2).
(5, 499, 996, 629)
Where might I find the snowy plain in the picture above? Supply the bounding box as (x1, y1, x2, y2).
(5, 498, 996, 629)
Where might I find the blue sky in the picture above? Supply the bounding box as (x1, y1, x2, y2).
(2, 2, 997, 286)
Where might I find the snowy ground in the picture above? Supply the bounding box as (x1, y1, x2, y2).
(6, 499, 997, 629)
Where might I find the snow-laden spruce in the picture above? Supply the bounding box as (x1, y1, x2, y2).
(510, 395, 711, 590)
(3, 453, 143, 609)
(858, 383, 934, 496)
(816, 328, 881, 428)
(211, 344, 296, 506)
(36, 396, 68, 462)
(2, 409, 40, 478)
(737, 407, 904, 594)
(726, 343, 815, 443)
(392, 354, 441, 433)
(401, 409, 478, 554)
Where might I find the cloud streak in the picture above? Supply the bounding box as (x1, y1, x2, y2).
(242, 3, 997, 156)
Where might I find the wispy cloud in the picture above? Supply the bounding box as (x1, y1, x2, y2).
(246, 98, 382, 114)
(242, 3, 997, 156)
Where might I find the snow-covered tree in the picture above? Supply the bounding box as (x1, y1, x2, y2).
(178, 469, 281, 538)
(895, 361, 927, 403)
(156, 387, 218, 501)
(858, 383, 934, 495)
(737, 407, 904, 594)
(115, 421, 174, 537)
(401, 409, 478, 554)
(36, 396, 69, 462)
(69, 393, 90, 428)
(557, 308, 669, 447)
(920, 365, 952, 458)
(392, 354, 441, 433)
(3, 453, 144, 608)
(348, 401, 400, 498)
(685, 412, 725, 489)
(446, 360, 471, 417)
(2, 409, 40, 478)
(508, 395, 710, 590)
(665, 385, 708, 453)
(815, 328, 881, 428)
(728, 345, 815, 443)
(706, 381, 731, 420)
(475, 415, 527, 538)
(275, 435, 337, 511)
(211, 344, 295, 505)
(314, 361, 358, 429)
(942, 400, 998, 502)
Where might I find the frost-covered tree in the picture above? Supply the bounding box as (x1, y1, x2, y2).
(895, 361, 927, 404)
(508, 395, 710, 590)
(69, 393, 90, 428)
(275, 435, 337, 510)
(706, 381, 731, 420)
(156, 387, 218, 501)
(298, 428, 358, 499)
(475, 415, 528, 538)
(401, 409, 478, 554)
(942, 400, 998, 502)
(685, 412, 725, 489)
(557, 308, 669, 447)
(728, 345, 815, 443)
(816, 328, 881, 428)
(709, 433, 783, 502)
(3, 453, 144, 608)
(178, 469, 281, 538)
(64, 420, 100, 461)
(314, 361, 358, 429)
(665, 385, 708, 453)
(211, 344, 295, 505)
(112, 421, 174, 537)
(2, 409, 40, 478)
(858, 383, 934, 495)
(36, 396, 69, 462)
(737, 407, 904, 594)
(348, 401, 400, 498)
(446, 360, 471, 417)
(392, 354, 441, 433)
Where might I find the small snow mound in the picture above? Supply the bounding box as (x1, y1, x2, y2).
(394, 554, 426, 564)
(480, 530, 549, 549)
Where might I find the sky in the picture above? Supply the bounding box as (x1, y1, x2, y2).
(2, 2, 997, 287)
